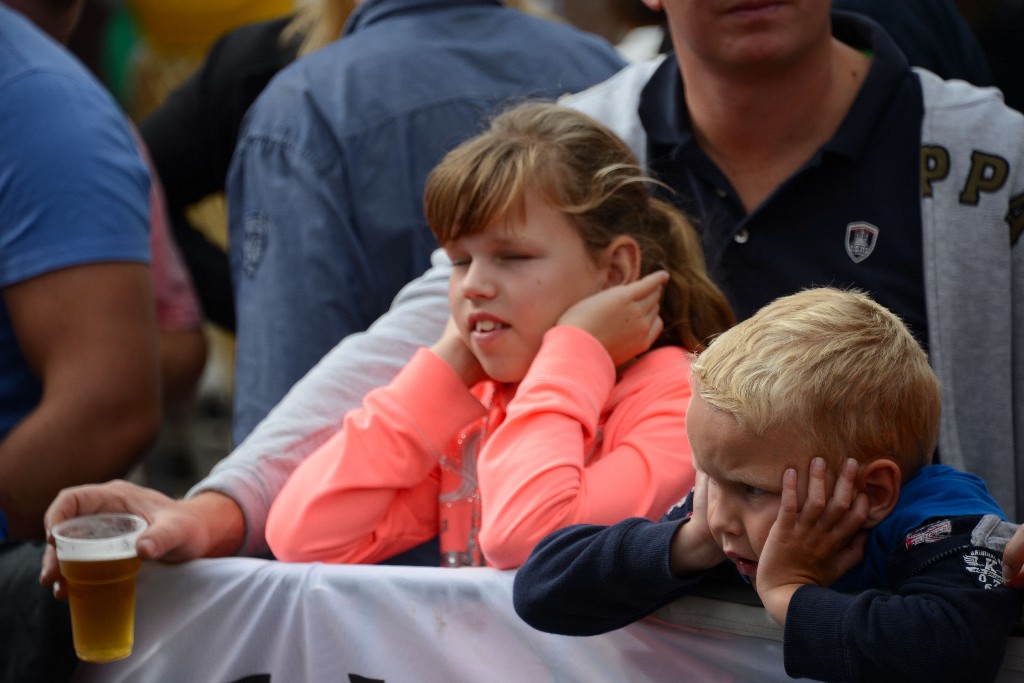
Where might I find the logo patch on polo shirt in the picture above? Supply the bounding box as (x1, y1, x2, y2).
(962, 548, 1005, 589)
(846, 221, 879, 263)
(905, 519, 951, 548)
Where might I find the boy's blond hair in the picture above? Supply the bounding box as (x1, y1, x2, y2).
(690, 288, 940, 477)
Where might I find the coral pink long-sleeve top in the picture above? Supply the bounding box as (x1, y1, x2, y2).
(265, 325, 695, 569)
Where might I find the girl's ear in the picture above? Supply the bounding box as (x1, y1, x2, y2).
(600, 236, 642, 288)
(856, 459, 902, 528)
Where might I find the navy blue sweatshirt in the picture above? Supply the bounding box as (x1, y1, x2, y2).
(513, 466, 1023, 682)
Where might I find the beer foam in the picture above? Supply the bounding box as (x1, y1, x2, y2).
(52, 514, 147, 561)
(55, 536, 140, 561)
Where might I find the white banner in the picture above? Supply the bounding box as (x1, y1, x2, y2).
(72, 558, 1024, 682)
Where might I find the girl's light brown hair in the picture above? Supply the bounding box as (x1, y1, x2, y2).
(423, 101, 733, 352)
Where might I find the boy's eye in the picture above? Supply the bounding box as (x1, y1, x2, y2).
(450, 257, 470, 267)
(499, 253, 529, 262)
(744, 485, 766, 497)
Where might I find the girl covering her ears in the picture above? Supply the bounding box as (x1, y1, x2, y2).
(265, 102, 734, 569)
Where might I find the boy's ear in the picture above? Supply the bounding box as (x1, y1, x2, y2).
(856, 459, 902, 528)
(600, 236, 642, 287)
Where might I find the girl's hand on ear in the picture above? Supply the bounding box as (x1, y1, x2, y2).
(557, 270, 669, 367)
(430, 317, 487, 387)
(756, 457, 869, 625)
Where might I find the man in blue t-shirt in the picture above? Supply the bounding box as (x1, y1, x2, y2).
(0, 2, 162, 679)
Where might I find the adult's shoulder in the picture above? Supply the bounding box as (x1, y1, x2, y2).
(203, 16, 297, 76)
(0, 7, 127, 135)
(139, 16, 297, 180)
(561, 57, 666, 166)
(0, 59, 138, 168)
(915, 67, 1024, 129)
(0, 10, 149, 279)
(915, 66, 1024, 194)
(173, 15, 298, 111)
(562, 56, 666, 112)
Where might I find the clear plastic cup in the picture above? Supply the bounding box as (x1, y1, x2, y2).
(51, 513, 148, 663)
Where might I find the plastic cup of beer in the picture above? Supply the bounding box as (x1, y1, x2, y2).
(51, 513, 148, 663)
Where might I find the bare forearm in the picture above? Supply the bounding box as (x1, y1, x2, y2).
(0, 390, 160, 538)
(1, 262, 162, 538)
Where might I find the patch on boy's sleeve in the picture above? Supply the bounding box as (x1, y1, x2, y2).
(904, 519, 952, 548)
(962, 547, 1006, 589)
(962, 515, 1019, 589)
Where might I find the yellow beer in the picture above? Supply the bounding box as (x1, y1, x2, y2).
(52, 514, 148, 663)
(59, 556, 142, 662)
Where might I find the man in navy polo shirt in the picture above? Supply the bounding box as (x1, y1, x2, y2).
(2, 1, 162, 679)
(564, 0, 1023, 520)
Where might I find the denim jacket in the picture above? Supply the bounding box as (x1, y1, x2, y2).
(226, 0, 625, 442)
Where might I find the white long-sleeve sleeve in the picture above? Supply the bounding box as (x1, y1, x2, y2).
(188, 249, 453, 556)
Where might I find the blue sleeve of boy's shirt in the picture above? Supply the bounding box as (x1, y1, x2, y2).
(0, 506, 8, 541)
(783, 516, 1023, 683)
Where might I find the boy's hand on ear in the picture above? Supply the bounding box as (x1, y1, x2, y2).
(756, 458, 869, 625)
(430, 317, 487, 387)
(670, 470, 727, 575)
(558, 270, 669, 367)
